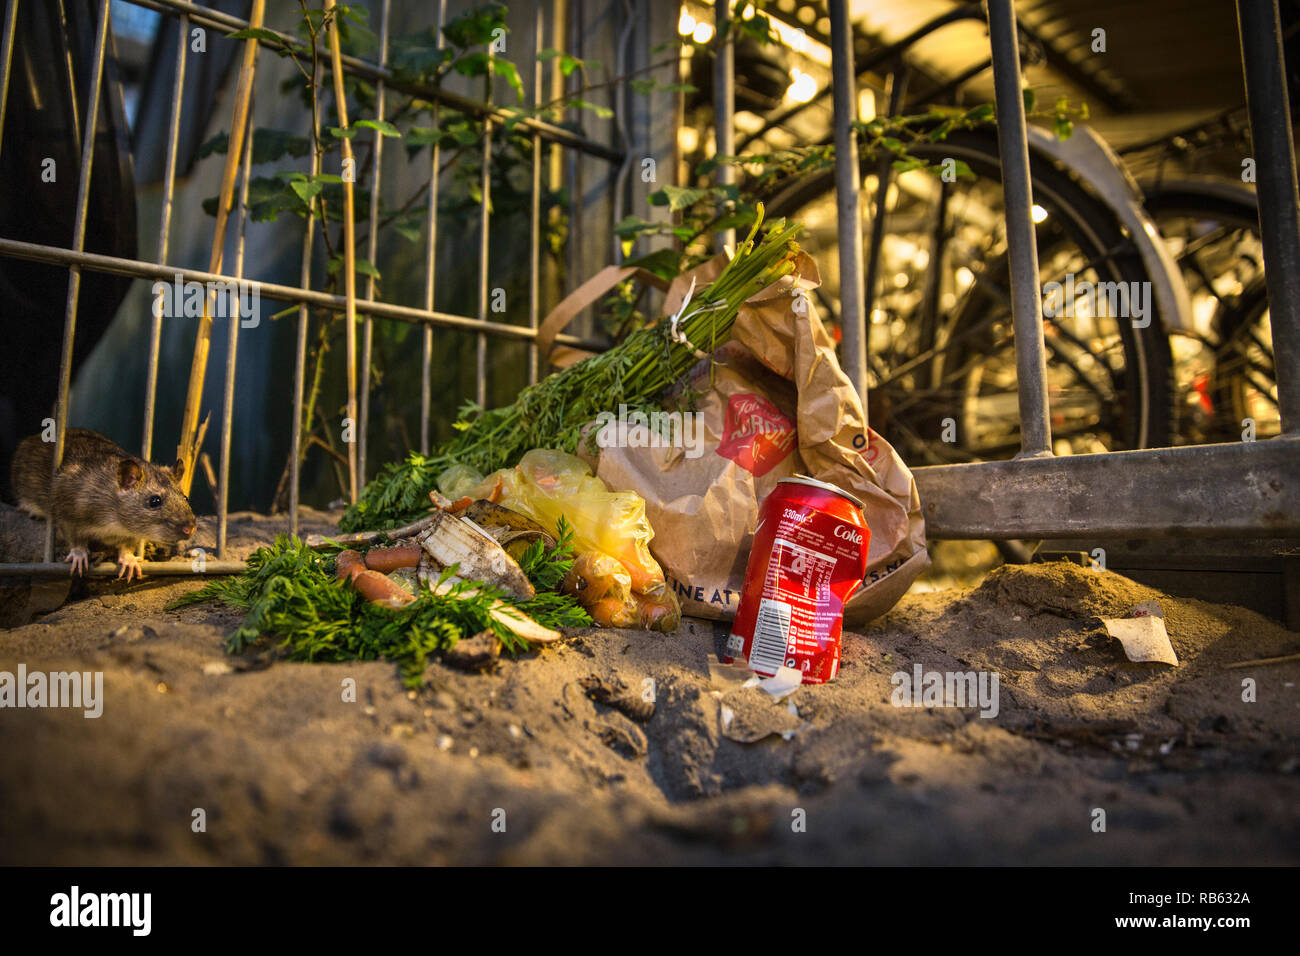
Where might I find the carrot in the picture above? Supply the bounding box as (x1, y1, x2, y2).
(364, 543, 422, 573)
(350, 568, 416, 609)
(335, 549, 366, 582)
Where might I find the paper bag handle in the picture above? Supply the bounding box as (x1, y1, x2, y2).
(537, 264, 670, 366)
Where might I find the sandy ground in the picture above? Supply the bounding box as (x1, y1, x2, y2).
(0, 505, 1297, 865)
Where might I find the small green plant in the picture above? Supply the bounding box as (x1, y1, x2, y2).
(171, 521, 589, 687)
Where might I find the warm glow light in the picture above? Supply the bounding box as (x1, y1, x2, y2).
(786, 68, 818, 104)
(742, 3, 755, 17)
(678, 126, 699, 153)
(858, 88, 876, 123)
(678, 10, 696, 35)
(693, 21, 714, 43)
(1031, 204, 1049, 223)
(956, 266, 974, 290)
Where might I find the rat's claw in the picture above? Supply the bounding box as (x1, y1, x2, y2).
(64, 548, 90, 576)
(116, 551, 145, 582)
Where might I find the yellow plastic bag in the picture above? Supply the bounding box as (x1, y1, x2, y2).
(471, 449, 666, 595)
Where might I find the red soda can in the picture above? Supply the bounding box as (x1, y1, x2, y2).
(725, 476, 870, 684)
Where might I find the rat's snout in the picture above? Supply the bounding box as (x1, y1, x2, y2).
(181, 521, 196, 538)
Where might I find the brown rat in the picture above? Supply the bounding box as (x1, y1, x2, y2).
(10, 428, 196, 580)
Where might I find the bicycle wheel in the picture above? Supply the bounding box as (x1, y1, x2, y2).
(1141, 180, 1278, 444)
(769, 127, 1172, 465)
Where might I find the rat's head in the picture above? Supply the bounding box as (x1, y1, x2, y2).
(114, 457, 197, 543)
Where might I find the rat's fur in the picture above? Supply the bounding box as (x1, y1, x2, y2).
(11, 429, 195, 574)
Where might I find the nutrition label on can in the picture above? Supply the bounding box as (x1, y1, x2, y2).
(745, 536, 841, 674)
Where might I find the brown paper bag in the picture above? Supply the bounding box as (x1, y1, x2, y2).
(559, 251, 928, 623)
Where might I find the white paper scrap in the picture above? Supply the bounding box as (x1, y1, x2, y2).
(1099, 604, 1178, 666)
(758, 666, 803, 702)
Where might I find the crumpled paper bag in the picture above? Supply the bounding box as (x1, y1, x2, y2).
(586, 251, 929, 623)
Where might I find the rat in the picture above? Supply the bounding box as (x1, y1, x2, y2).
(10, 428, 197, 581)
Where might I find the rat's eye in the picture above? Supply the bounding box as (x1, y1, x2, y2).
(147, 495, 163, 509)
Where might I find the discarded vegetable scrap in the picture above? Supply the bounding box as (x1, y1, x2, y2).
(170, 506, 592, 687)
(447, 449, 681, 631)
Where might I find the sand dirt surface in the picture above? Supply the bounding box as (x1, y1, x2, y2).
(1, 506, 1297, 865)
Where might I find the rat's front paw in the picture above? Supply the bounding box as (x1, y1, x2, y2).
(65, 547, 90, 576)
(116, 550, 145, 582)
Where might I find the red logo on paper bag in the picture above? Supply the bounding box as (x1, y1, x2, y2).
(716, 393, 796, 476)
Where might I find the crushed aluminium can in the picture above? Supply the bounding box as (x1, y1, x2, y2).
(724, 476, 870, 684)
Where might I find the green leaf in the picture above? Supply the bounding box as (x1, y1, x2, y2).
(1023, 88, 1037, 113)
(226, 27, 284, 45)
(453, 51, 492, 79)
(442, 2, 508, 49)
(198, 132, 229, 159)
(490, 59, 524, 101)
(290, 180, 323, 207)
(355, 119, 401, 137)
(624, 247, 683, 280)
(649, 184, 709, 212)
(252, 128, 311, 163)
(568, 98, 614, 120)
(328, 126, 358, 139)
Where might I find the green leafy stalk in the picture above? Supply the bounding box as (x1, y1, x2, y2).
(341, 210, 802, 531)
(171, 532, 590, 687)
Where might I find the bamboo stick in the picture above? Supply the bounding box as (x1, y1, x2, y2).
(1223, 652, 1300, 670)
(325, 0, 360, 505)
(174, 0, 266, 496)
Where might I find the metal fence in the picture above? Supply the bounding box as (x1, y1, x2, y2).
(0, 0, 1297, 583)
(823, 0, 1300, 543)
(0, 0, 623, 572)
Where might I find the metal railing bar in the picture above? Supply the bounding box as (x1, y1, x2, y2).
(0, 0, 20, 162)
(829, 0, 867, 403)
(420, 0, 446, 454)
(1236, 0, 1300, 437)
(121, 0, 625, 163)
(358, 0, 390, 486)
(713, 0, 735, 253)
(0, 238, 609, 350)
(987, 0, 1053, 458)
(216, 102, 255, 559)
(862, 65, 910, 349)
(142, 10, 188, 462)
(0, 560, 248, 577)
(610, 0, 633, 264)
(476, 75, 491, 409)
(45, 0, 112, 563)
(527, 0, 542, 385)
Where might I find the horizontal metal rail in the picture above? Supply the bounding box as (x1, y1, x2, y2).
(913, 439, 1300, 540)
(0, 237, 608, 350)
(0, 561, 248, 577)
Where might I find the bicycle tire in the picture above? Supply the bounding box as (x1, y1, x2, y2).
(768, 126, 1173, 458)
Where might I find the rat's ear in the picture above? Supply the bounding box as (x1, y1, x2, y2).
(118, 458, 143, 490)
(170, 458, 186, 482)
